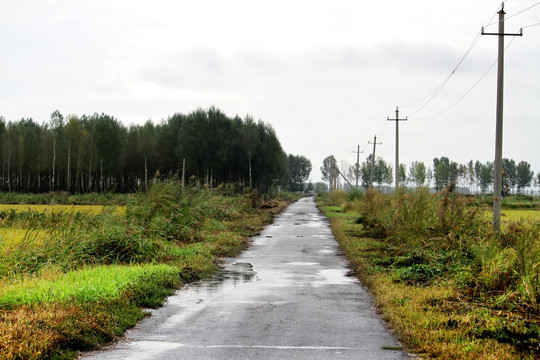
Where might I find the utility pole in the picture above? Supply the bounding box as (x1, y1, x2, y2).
(482, 3, 523, 232)
(368, 135, 382, 189)
(353, 145, 363, 189)
(387, 107, 407, 190)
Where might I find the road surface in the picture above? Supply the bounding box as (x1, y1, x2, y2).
(83, 197, 410, 360)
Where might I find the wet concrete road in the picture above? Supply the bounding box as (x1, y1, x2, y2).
(83, 197, 410, 360)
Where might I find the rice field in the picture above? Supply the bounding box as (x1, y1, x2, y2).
(0, 204, 125, 215)
(501, 209, 540, 222)
(0, 227, 44, 246)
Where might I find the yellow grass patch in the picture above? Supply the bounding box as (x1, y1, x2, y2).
(0, 204, 125, 215)
(0, 228, 46, 250)
(501, 210, 540, 222)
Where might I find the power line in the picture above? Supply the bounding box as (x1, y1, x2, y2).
(402, 4, 502, 114)
(412, 36, 518, 121)
(402, 32, 483, 112)
(485, 1, 540, 27)
(523, 21, 540, 28)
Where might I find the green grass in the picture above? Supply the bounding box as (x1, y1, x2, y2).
(0, 264, 180, 307)
(317, 189, 540, 359)
(0, 184, 295, 359)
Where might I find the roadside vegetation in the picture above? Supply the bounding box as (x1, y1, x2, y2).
(0, 181, 297, 359)
(318, 188, 539, 359)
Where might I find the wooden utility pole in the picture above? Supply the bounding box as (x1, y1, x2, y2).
(482, 3, 522, 231)
(353, 145, 363, 189)
(387, 107, 407, 190)
(368, 135, 382, 189)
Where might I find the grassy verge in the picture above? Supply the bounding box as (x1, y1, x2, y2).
(0, 183, 297, 359)
(318, 188, 539, 359)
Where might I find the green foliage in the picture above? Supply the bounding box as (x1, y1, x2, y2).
(0, 264, 180, 307)
(0, 184, 293, 359)
(516, 161, 534, 193)
(0, 107, 294, 194)
(319, 190, 540, 358)
(287, 154, 312, 192)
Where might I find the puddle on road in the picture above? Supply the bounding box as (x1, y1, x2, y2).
(287, 262, 319, 266)
(209, 262, 256, 285)
(312, 269, 358, 287)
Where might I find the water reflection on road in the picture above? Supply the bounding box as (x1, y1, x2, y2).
(83, 197, 409, 360)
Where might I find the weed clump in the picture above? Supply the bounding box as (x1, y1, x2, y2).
(318, 187, 540, 358)
(0, 181, 294, 359)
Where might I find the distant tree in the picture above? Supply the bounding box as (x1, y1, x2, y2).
(502, 158, 517, 193)
(0, 117, 5, 190)
(466, 160, 476, 192)
(399, 163, 406, 184)
(321, 155, 338, 190)
(359, 159, 371, 188)
(287, 154, 312, 192)
(373, 158, 392, 188)
(516, 161, 533, 193)
(252, 120, 288, 192)
(408, 161, 426, 187)
(426, 168, 433, 188)
(313, 182, 328, 194)
(475, 160, 494, 193)
(239, 116, 259, 188)
(457, 164, 468, 190)
(137, 120, 157, 190)
(433, 157, 450, 191)
(49, 110, 64, 191)
(156, 113, 184, 176)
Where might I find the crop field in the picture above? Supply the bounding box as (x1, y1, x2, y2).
(0, 204, 125, 215)
(501, 209, 540, 222)
(0, 183, 296, 359)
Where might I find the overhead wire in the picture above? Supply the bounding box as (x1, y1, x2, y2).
(522, 21, 540, 28)
(401, 4, 501, 116)
(412, 37, 518, 121)
(405, 1, 533, 120)
(484, 1, 540, 27)
(358, 2, 532, 164)
(404, 31, 483, 117)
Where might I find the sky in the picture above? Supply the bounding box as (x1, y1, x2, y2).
(1, 0, 539, 184)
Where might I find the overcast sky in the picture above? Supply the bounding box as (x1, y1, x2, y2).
(1, 0, 539, 183)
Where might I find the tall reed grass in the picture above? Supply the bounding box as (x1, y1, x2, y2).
(319, 188, 540, 357)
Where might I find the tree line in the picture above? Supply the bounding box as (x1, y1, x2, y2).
(321, 155, 539, 194)
(0, 107, 312, 193)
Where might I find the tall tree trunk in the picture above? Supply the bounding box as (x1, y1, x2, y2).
(67, 143, 71, 192)
(7, 151, 11, 192)
(144, 155, 148, 190)
(52, 137, 56, 191)
(2, 152, 4, 191)
(100, 158, 103, 192)
(88, 158, 92, 193)
(75, 148, 82, 193)
(248, 151, 252, 188)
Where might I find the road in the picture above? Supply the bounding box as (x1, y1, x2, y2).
(82, 197, 410, 360)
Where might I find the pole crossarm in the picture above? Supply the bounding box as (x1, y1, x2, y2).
(481, 28, 523, 36)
